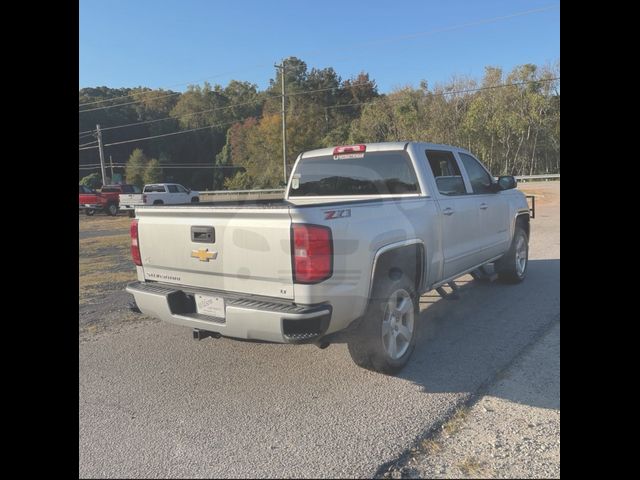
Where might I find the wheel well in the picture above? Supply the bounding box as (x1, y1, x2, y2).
(516, 214, 530, 238)
(371, 243, 424, 296)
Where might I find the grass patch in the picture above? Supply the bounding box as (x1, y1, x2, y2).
(78, 215, 131, 232)
(457, 456, 488, 477)
(442, 406, 469, 436)
(79, 233, 130, 252)
(420, 439, 442, 455)
(79, 234, 136, 304)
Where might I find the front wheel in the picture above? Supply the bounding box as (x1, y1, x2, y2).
(191, 197, 200, 203)
(495, 226, 529, 283)
(347, 275, 419, 375)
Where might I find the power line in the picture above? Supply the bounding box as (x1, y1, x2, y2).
(98, 98, 264, 132)
(325, 77, 560, 111)
(79, 116, 250, 151)
(296, 5, 559, 58)
(79, 90, 185, 113)
(79, 165, 242, 170)
(79, 77, 558, 152)
(78, 5, 558, 114)
(79, 139, 98, 148)
(83, 81, 372, 134)
(78, 65, 274, 108)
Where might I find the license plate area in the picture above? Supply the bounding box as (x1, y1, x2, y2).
(195, 294, 226, 319)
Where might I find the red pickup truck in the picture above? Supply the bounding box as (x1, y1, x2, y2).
(79, 184, 140, 216)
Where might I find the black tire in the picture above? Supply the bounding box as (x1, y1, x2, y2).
(106, 202, 118, 216)
(85, 209, 95, 216)
(153, 200, 164, 205)
(191, 197, 200, 203)
(128, 210, 135, 218)
(347, 274, 419, 375)
(495, 226, 529, 283)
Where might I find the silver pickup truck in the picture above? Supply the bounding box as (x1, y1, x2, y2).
(126, 142, 530, 374)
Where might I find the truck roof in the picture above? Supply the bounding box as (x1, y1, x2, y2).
(300, 141, 471, 159)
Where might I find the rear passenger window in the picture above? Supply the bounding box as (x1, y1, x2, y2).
(425, 150, 467, 196)
(167, 185, 178, 193)
(459, 153, 493, 194)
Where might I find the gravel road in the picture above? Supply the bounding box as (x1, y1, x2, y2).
(383, 322, 559, 478)
(79, 183, 560, 478)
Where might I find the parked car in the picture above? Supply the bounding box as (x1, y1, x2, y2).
(119, 183, 200, 217)
(126, 142, 530, 374)
(79, 184, 140, 216)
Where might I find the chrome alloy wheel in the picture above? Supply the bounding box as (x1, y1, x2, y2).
(515, 234, 528, 277)
(381, 288, 415, 360)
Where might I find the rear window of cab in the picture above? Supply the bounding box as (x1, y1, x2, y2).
(289, 151, 420, 196)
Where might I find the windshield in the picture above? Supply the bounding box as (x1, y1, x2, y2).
(289, 151, 420, 197)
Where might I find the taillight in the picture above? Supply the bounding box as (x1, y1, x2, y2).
(292, 224, 332, 284)
(130, 219, 142, 266)
(142, 194, 147, 203)
(333, 144, 366, 155)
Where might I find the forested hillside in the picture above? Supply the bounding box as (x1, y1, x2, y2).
(79, 57, 559, 190)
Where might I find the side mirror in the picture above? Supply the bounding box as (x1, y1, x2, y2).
(187, 188, 191, 193)
(497, 175, 517, 191)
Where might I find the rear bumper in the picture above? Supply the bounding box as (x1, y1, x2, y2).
(126, 281, 332, 344)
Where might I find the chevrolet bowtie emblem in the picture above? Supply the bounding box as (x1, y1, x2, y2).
(191, 248, 218, 262)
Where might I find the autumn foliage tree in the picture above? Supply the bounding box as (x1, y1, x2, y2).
(81, 58, 559, 190)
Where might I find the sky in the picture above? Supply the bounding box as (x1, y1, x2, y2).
(79, 0, 559, 94)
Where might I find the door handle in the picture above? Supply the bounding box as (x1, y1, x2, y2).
(480, 203, 489, 210)
(443, 207, 455, 216)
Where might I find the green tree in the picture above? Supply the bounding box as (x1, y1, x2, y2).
(79, 172, 102, 189)
(224, 171, 254, 190)
(125, 148, 148, 187)
(144, 158, 163, 184)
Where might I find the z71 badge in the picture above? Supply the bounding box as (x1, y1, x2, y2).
(324, 208, 351, 220)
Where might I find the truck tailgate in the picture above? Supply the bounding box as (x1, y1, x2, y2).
(136, 206, 294, 300)
(120, 193, 143, 204)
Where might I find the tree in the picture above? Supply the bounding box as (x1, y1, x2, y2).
(224, 171, 254, 190)
(79, 173, 102, 189)
(125, 148, 148, 187)
(144, 158, 163, 184)
(80, 59, 559, 185)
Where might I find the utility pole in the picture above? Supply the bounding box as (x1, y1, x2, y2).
(274, 61, 287, 183)
(96, 124, 107, 186)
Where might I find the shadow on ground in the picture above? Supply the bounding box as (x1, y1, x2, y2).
(393, 258, 559, 410)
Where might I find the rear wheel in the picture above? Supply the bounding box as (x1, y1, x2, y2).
(347, 275, 419, 375)
(85, 209, 95, 216)
(106, 202, 118, 216)
(191, 197, 200, 203)
(495, 226, 528, 283)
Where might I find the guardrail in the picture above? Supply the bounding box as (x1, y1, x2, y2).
(515, 174, 560, 182)
(199, 188, 285, 202)
(198, 189, 285, 195)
